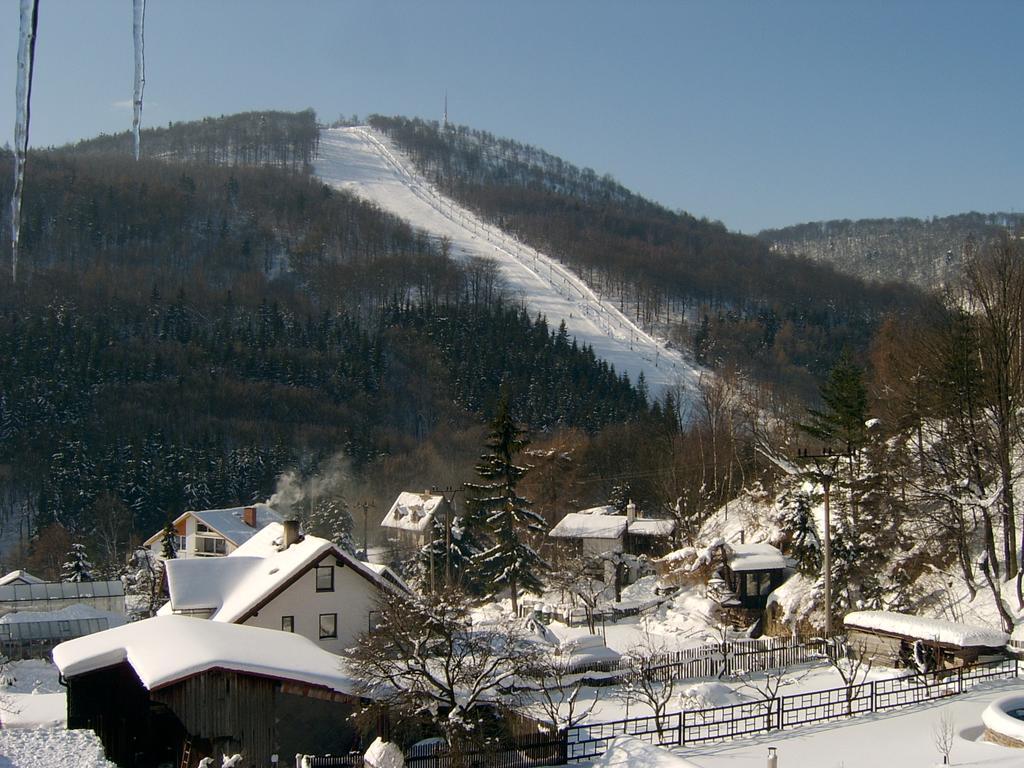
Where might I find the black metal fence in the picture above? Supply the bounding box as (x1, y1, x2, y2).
(564, 658, 1018, 761)
(301, 659, 1018, 768)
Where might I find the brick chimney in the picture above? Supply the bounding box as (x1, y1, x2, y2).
(626, 500, 637, 524)
(280, 519, 301, 551)
(242, 506, 257, 528)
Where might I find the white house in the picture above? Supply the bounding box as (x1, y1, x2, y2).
(379, 491, 449, 550)
(548, 511, 628, 557)
(160, 521, 405, 655)
(549, 502, 676, 558)
(143, 503, 283, 559)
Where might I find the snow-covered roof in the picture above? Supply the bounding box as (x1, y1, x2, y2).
(727, 543, 788, 572)
(364, 562, 412, 593)
(549, 513, 627, 540)
(628, 518, 676, 537)
(380, 492, 444, 532)
(191, 504, 283, 546)
(578, 505, 618, 516)
(844, 610, 1009, 648)
(0, 570, 45, 587)
(164, 523, 396, 623)
(144, 503, 283, 547)
(52, 615, 360, 694)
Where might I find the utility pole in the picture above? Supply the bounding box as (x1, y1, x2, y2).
(793, 447, 844, 637)
(353, 500, 376, 561)
(432, 485, 464, 588)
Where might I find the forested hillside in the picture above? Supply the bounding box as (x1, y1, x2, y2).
(0, 115, 656, 574)
(759, 212, 1024, 288)
(369, 116, 927, 395)
(66, 109, 319, 169)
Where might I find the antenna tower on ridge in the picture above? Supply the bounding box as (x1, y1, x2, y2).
(443, 89, 448, 127)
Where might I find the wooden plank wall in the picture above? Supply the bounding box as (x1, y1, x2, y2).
(847, 628, 902, 666)
(152, 670, 277, 766)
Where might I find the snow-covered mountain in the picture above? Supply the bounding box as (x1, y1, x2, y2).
(313, 126, 701, 401)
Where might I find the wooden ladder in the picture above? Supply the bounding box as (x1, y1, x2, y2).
(179, 739, 192, 768)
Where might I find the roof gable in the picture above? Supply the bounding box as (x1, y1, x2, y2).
(381, 491, 444, 532)
(144, 504, 284, 547)
(165, 523, 400, 624)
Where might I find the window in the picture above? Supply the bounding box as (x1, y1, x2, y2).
(197, 523, 210, 533)
(197, 537, 226, 555)
(319, 613, 337, 639)
(281, 616, 294, 633)
(316, 564, 334, 592)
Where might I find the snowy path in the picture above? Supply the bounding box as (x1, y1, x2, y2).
(314, 127, 702, 401)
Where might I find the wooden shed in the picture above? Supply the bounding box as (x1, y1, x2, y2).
(844, 610, 1009, 671)
(53, 615, 368, 767)
(722, 543, 791, 611)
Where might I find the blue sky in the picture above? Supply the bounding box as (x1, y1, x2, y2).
(2, 0, 1021, 233)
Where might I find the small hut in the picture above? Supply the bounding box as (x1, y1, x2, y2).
(721, 543, 790, 611)
(844, 611, 1009, 670)
(53, 615, 368, 767)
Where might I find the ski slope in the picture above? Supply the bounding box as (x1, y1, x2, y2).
(313, 126, 701, 402)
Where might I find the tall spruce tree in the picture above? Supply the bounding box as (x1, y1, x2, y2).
(465, 392, 548, 613)
(608, 482, 633, 514)
(800, 353, 869, 453)
(306, 496, 356, 554)
(61, 543, 94, 583)
(160, 520, 178, 560)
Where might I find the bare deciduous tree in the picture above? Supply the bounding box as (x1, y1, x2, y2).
(932, 711, 955, 764)
(522, 653, 598, 736)
(619, 627, 678, 738)
(349, 590, 539, 754)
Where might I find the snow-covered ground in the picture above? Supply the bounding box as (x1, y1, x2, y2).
(0, 659, 116, 768)
(313, 127, 701, 402)
(0, 727, 116, 768)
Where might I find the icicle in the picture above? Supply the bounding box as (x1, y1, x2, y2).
(10, 0, 39, 283)
(132, 0, 146, 161)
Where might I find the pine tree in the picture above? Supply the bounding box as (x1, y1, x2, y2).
(771, 489, 821, 576)
(800, 353, 869, 453)
(305, 496, 356, 554)
(416, 505, 483, 593)
(160, 520, 178, 560)
(61, 543, 94, 583)
(465, 392, 548, 613)
(608, 482, 633, 515)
